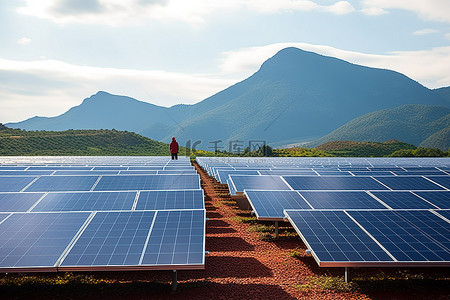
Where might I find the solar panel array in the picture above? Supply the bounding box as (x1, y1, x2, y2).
(198, 157, 450, 268)
(0, 156, 205, 273)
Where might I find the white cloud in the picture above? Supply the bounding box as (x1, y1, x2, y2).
(445, 33, 450, 40)
(363, 0, 450, 23)
(0, 58, 236, 123)
(17, 0, 355, 26)
(413, 29, 438, 35)
(360, 7, 388, 16)
(17, 37, 32, 45)
(219, 43, 450, 89)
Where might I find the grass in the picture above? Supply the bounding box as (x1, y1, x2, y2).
(229, 216, 257, 224)
(297, 275, 357, 292)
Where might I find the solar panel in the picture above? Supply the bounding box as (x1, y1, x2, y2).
(284, 210, 393, 266)
(27, 166, 93, 171)
(244, 190, 311, 220)
(370, 191, 437, 209)
(350, 171, 394, 176)
(0, 193, 44, 212)
(426, 176, 450, 190)
(217, 170, 259, 183)
(413, 191, 450, 209)
(260, 170, 318, 176)
(0, 213, 10, 223)
(0, 171, 54, 176)
(93, 166, 128, 170)
(136, 190, 204, 210)
(0, 166, 27, 170)
(60, 211, 155, 268)
(0, 212, 90, 271)
(25, 176, 100, 192)
(283, 176, 388, 191)
(228, 175, 291, 194)
(118, 170, 158, 175)
(53, 171, 120, 175)
(348, 210, 450, 262)
(141, 209, 205, 267)
(298, 191, 387, 209)
(94, 175, 200, 191)
(314, 171, 352, 176)
(374, 176, 445, 190)
(0, 176, 37, 192)
(32, 192, 137, 212)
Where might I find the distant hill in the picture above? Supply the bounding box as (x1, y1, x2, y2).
(314, 140, 417, 157)
(419, 127, 450, 151)
(434, 86, 450, 102)
(0, 125, 186, 156)
(308, 104, 450, 150)
(7, 47, 448, 148)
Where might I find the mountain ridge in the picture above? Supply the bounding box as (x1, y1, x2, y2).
(6, 47, 449, 149)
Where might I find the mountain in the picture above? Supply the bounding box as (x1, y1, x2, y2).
(308, 104, 450, 150)
(434, 86, 450, 102)
(7, 47, 449, 148)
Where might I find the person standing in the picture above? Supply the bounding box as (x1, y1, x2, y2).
(170, 137, 179, 160)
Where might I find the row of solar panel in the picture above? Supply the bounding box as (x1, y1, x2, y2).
(0, 190, 205, 212)
(0, 209, 205, 272)
(214, 169, 449, 183)
(0, 174, 201, 192)
(0, 166, 195, 171)
(284, 209, 450, 267)
(0, 170, 197, 176)
(228, 175, 450, 194)
(244, 190, 450, 220)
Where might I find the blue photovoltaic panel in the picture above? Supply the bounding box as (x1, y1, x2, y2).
(53, 171, 120, 175)
(350, 171, 394, 176)
(32, 192, 136, 212)
(157, 170, 197, 175)
(284, 210, 393, 265)
(93, 166, 128, 170)
(94, 175, 200, 191)
(259, 170, 318, 176)
(244, 190, 310, 220)
(25, 176, 99, 192)
(283, 176, 388, 191)
(0, 212, 90, 270)
(374, 176, 445, 190)
(0, 193, 44, 212)
(136, 190, 204, 210)
(217, 170, 259, 183)
(0, 176, 37, 192)
(27, 166, 92, 171)
(348, 210, 450, 262)
(298, 191, 386, 209)
(118, 170, 158, 175)
(0, 171, 54, 176)
(370, 191, 436, 209)
(394, 171, 447, 176)
(61, 211, 155, 267)
(426, 176, 450, 190)
(0, 166, 27, 170)
(164, 166, 195, 171)
(413, 191, 450, 209)
(141, 210, 205, 266)
(229, 175, 291, 193)
(314, 170, 352, 176)
(127, 166, 164, 170)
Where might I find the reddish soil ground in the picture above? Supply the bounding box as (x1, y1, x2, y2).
(0, 162, 449, 299)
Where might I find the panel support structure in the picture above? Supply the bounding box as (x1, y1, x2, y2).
(344, 267, 350, 283)
(171, 270, 178, 291)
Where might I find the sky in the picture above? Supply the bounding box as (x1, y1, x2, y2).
(1, 0, 449, 123)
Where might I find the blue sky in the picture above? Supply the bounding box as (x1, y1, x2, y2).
(1, 0, 449, 123)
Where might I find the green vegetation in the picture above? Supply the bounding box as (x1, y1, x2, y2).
(0, 124, 189, 156)
(314, 140, 421, 157)
(389, 147, 449, 157)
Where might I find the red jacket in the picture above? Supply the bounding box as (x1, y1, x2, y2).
(170, 141, 179, 153)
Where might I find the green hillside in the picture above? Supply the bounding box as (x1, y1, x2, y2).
(308, 104, 450, 150)
(434, 86, 450, 102)
(314, 140, 417, 157)
(0, 125, 187, 156)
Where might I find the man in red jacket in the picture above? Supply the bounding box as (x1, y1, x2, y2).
(170, 137, 179, 160)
